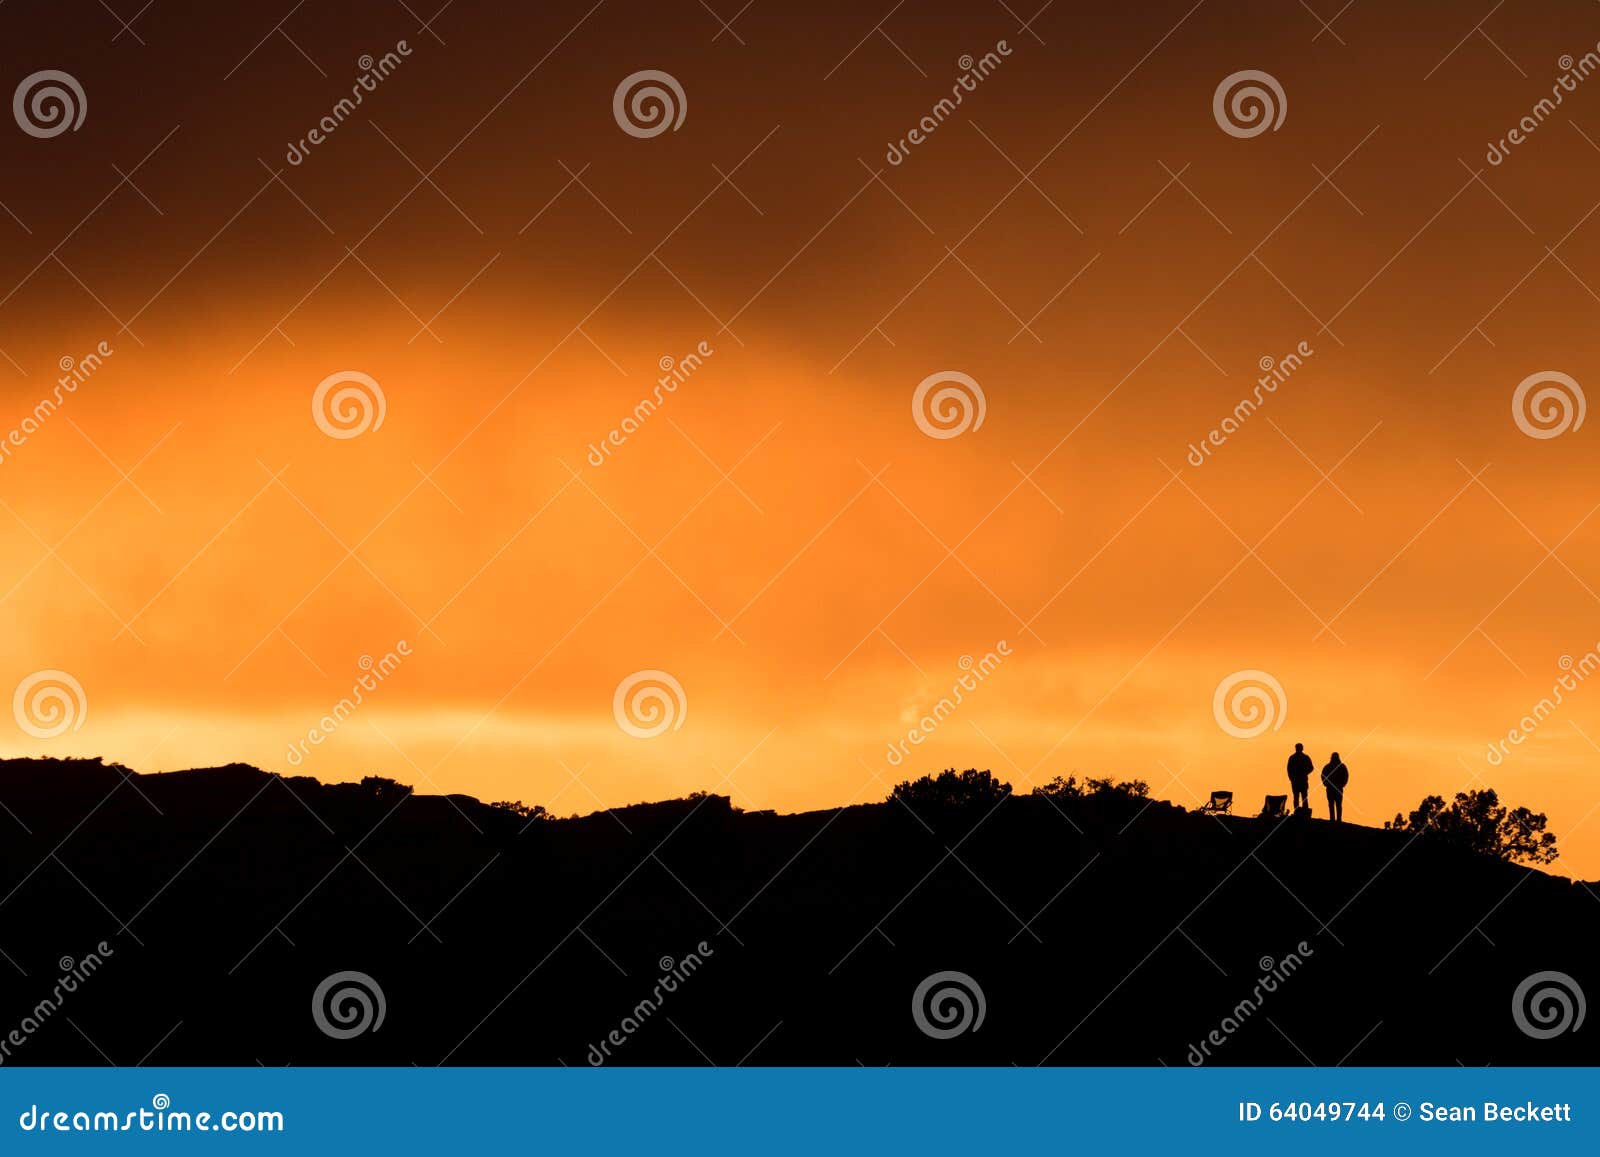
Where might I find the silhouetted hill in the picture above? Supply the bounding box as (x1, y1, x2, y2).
(0, 757, 1592, 1065)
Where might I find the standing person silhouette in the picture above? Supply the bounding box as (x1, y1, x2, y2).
(1321, 752, 1349, 823)
(1286, 743, 1313, 814)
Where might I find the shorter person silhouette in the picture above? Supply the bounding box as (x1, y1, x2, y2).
(1286, 742, 1313, 813)
(1321, 752, 1349, 823)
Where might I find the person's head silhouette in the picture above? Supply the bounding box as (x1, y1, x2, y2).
(1294, 743, 1304, 753)
(1330, 752, 1340, 762)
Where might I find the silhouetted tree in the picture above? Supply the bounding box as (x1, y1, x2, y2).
(489, 800, 548, 821)
(359, 775, 410, 802)
(889, 768, 1011, 809)
(685, 790, 741, 812)
(1385, 788, 1558, 865)
(1033, 774, 1149, 800)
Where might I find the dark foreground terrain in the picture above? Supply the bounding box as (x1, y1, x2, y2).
(0, 757, 1593, 1065)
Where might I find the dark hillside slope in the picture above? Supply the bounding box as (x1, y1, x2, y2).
(0, 758, 1592, 1065)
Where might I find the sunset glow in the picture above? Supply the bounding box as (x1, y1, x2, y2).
(5, 0, 1600, 875)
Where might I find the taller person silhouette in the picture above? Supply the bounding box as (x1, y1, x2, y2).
(1286, 742, 1313, 813)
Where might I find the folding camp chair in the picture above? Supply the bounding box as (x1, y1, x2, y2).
(1197, 790, 1232, 815)
(1259, 794, 1287, 819)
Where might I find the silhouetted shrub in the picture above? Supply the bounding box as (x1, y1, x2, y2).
(1033, 774, 1149, 801)
(686, 790, 741, 812)
(1385, 788, 1558, 865)
(889, 768, 1011, 809)
(359, 775, 411, 802)
(489, 800, 548, 821)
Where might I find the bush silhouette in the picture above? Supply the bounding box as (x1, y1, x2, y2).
(489, 800, 548, 821)
(359, 775, 411, 802)
(1032, 774, 1149, 801)
(889, 768, 1011, 810)
(1385, 788, 1559, 865)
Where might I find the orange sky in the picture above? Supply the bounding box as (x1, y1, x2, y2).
(5, 1, 1600, 873)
